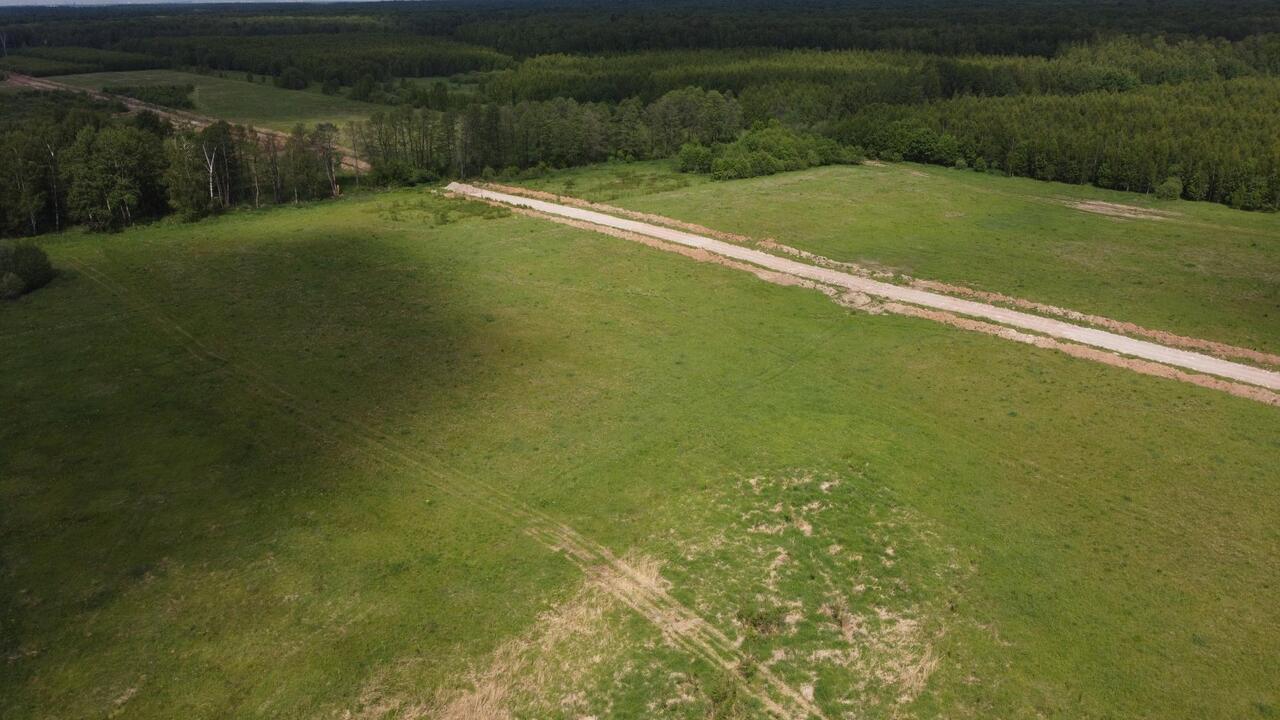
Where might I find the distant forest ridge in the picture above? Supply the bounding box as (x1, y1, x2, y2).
(4, 0, 1280, 240)
(4, 0, 1280, 56)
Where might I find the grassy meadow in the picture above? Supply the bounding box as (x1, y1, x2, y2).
(2, 176, 1278, 718)
(521, 161, 1280, 354)
(54, 70, 380, 131)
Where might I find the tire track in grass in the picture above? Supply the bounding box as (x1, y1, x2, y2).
(69, 259, 825, 720)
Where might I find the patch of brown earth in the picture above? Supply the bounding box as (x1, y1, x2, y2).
(678, 472, 969, 714)
(430, 581, 620, 719)
(1067, 200, 1178, 221)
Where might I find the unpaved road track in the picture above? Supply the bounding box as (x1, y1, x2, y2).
(448, 182, 1280, 393)
(6, 73, 369, 172)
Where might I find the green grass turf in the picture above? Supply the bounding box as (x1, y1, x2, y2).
(2, 187, 1277, 718)
(54, 69, 380, 131)
(519, 161, 1280, 354)
(0, 55, 97, 76)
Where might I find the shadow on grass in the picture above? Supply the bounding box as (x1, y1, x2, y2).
(0, 215, 573, 716)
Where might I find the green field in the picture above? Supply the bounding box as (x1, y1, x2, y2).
(55, 70, 380, 131)
(519, 161, 1280, 355)
(3, 168, 1278, 718)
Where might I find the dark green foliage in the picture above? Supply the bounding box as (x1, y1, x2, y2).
(0, 46, 159, 76)
(678, 143, 713, 173)
(0, 240, 54, 298)
(0, 92, 122, 237)
(132, 33, 512, 88)
(130, 110, 172, 136)
(275, 67, 308, 91)
(63, 124, 167, 230)
(351, 87, 743, 178)
(4, 1, 1280, 216)
(837, 77, 1280, 209)
(349, 74, 377, 102)
(101, 83, 194, 109)
(708, 122, 857, 180)
(164, 121, 338, 220)
(1156, 176, 1184, 200)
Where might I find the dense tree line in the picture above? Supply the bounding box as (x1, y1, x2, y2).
(0, 46, 160, 76)
(836, 77, 1280, 210)
(0, 92, 342, 238)
(5, 2, 1280, 214)
(9, 0, 1280, 60)
(482, 36, 1280, 105)
(438, 0, 1280, 57)
(121, 34, 513, 87)
(350, 86, 744, 180)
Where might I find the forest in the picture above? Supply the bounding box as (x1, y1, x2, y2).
(4, 0, 1280, 239)
(0, 93, 344, 237)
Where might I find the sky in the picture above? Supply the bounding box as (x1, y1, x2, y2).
(0, 0, 352, 6)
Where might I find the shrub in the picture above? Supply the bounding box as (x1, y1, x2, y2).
(953, 158, 969, 170)
(0, 241, 55, 299)
(0, 272, 24, 300)
(275, 67, 309, 91)
(1156, 176, 1184, 200)
(677, 142, 713, 173)
(697, 121, 859, 181)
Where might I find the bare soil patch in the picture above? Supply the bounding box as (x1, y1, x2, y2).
(1067, 200, 1179, 221)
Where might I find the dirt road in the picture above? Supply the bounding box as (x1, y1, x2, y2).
(5, 73, 368, 172)
(447, 182, 1280, 393)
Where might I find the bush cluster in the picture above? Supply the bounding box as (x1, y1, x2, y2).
(0, 241, 55, 299)
(678, 122, 862, 181)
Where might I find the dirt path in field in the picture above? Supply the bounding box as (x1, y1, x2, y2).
(68, 259, 824, 720)
(478, 182, 1280, 369)
(5, 73, 369, 172)
(448, 182, 1280, 403)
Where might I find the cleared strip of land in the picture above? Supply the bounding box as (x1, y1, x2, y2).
(5, 72, 368, 171)
(447, 182, 1280, 394)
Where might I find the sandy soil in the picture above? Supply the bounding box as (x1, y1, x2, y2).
(1067, 200, 1178, 221)
(449, 182, 1280, 399)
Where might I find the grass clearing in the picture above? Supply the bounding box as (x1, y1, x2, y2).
(2, 184, 1278, 718)
(520, 161, 1280, 354)
(54, 69, 380, 131)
